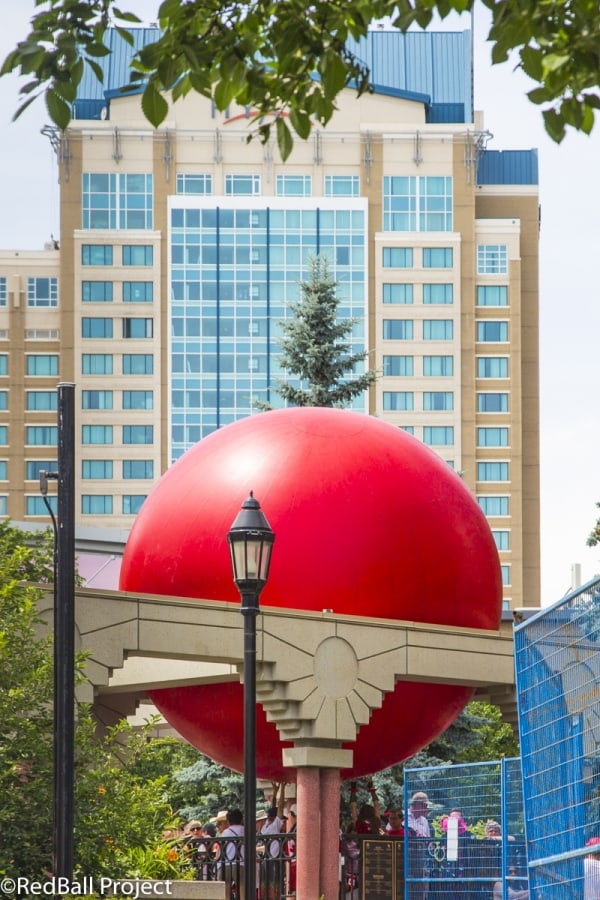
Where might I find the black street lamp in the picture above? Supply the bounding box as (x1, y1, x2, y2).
(228, 492, 275, 900)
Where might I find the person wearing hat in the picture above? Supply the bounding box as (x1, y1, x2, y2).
(407, 792, 431, 838)
(585, 836, 600, 899)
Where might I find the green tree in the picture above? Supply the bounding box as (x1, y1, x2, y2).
(587, 503, 600, 547)
(262, 256, 376, 408)
(2, 0, 599, 158)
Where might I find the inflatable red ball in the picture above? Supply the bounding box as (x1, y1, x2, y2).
(120, 408, 502, 778)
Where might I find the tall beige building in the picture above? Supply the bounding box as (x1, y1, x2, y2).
(0, 28, 540, 608)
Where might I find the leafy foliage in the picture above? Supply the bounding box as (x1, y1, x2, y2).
(2, 0, 599, 158)
(261, 256, 377, 408)
(587, 502, 600, 546)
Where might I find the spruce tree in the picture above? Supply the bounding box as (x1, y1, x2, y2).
(265, 256, 377, 408)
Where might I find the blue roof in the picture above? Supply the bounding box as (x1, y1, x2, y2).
(73, 27, 472, 123)
(477, 150, 539, 186)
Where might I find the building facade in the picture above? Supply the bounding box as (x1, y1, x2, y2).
(0, 28, 540, 609)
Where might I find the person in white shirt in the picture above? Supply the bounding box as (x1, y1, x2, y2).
(407, 791, 431, 838)
(221, 808, 245, 900)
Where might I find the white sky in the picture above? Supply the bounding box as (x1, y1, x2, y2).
(1, 1, 599, 606)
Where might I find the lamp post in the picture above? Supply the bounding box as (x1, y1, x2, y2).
(228, 492, 275, 900)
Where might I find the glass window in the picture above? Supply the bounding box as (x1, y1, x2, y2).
(82, 390, 113, 409)
(419, 176, 453, 232)
(82, 354, 113, 375)
(0, 427, 7, 445)
(276, 175, 312, 196)
(27, 355, 58, 376)
(0, 277, 6, 307)
(26, 460, 56, 480)
(477, 244, 508, 274)
(82, 172, 153, 230)
(382, 248, 413, 268)
(423, 355, 454, 376)
(82, 173, 117, 229)
(176, 174, 213, 195)
(27, 277, 58, 307)
(399, 426, 414, 435)
(82, 245, 113, 266)
(477, 321, 509, 342)
(82, 495, 113, 514)
(423, 391, 454, 411)
(123, 318, 153, 339)
(0, 356, 7, 375)
(423, 284, 453, 304)
(119, 173, 153, 229)
(82, 425, 113, 444)
(27, 495, 57, 515)
(123, 390, 153, 410)
(26, 391, 57, 411)
(492, 530, 510, 551)
(82, 460, 114, 479)
(82, 317, 113, 338)
(225, 174, 261, 195)
(123, 425, 154, 444)
(123, 495, 147, 515)
(478, 392, 509, 413)
(123, 245, 154, 266)
(383, 320, 413, 340)
(123, 354, 153, 375)
(383, 176, 452, 232)
(383, 176, 416, 231)
(324, 175, 360, 196)
(423, 426, 454, 445)
(477, 285, 508, 306)
(501, 564, 511, 585)
(0, 461, 6, 479)
(123, 459, 154, 479)
(383, 391, 414, 411)
(477, 357, 509, 378)
(383, 355, 413, 376)
(26, 426, 58, 445)
(82, 281, 113, 302)
(383, 284, 413, 304)
(0, 393, 7, 411)
(423, 248, 453, 268)
(477, 427, 509, 447)
(123, 282, 153, 302)
(478, 461, 509, 481)
(478, 495, 509, 516)
(423, 320, 453, 340)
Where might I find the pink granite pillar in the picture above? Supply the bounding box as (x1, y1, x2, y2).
(296, 767, 321, 900)
(319, 768, 341, 900)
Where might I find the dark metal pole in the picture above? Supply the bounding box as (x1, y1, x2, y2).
(242, 591, 259, 900)
(54, 382, 75, 881)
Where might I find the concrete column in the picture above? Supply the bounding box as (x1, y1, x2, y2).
(296, 767, 320, 900)
(319, 768, 341, 900)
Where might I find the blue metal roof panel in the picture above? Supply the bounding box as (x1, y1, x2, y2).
(477, 150, 539, 185)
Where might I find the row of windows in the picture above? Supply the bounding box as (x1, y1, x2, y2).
(382, 246, 508, 275)
(81, 317, 154, 339)
(82, 281, 154, 302)
(383, 320, 509, 342)
(23, 495, 147, 516)
(18, 354, 155, 377)
(82, 390, 153, 410)
(82, 244, 153, 266)
(383, 176, 453, 233)
(383, 247, 453, 269)
(0, 277, 59, 308)
(82, 173, 153, 230)
(382, 284, 508, 307)
(15, 425, 155, 446)
(384, 356, 508, 379)
(22, 459, 153, 480)
(382, 392, 508, 414)
(175, 173, 362, 198)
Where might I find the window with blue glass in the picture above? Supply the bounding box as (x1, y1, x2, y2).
(383, 355, 413, 376)
(82, 354, 113, 375)
(26, 391, 56, 411)
(123, 354, 153, 375)
(82, 281, 113, 302)
(82, 390, 113, 409)
(123, 318, 153, 339)
(27, 277, 58, 307)
(477, 357, 509, 378)
(423, 426, 454, 445)
(478, 495, 509, 516)
(423, 320, 453, 340)
(383, 391, 414, 411)
(123, 459, 154, 479)
(382, 247, 413, 268)
(82, 495, 113, 514)
(82, 317, 113, 339)
(501, 564, 511, 585)
(26, 426, 58, 445)
(0, 496, 6, 514)
(423, 248, 453, 268)
(399, 425, 414, 435)
(123, 425, 154, 444)
(0, 356, 7, 376)
(82, 173, 153, 229)
(0, 427, 7, 445)
(26, 460, 56, 480)
(0, 392, 7, 411)
(225, 174, 261, 195)
(492, 530, 510, 551)
(423, 355, 454, 376)
(82, 245, 113, 265)
(0, 461, 7, 480)
(26, 355, 59, 376)
(383, 284, 413, 304)
(477, 244, 508, 274)
(123, 245, 153, 266)
(477, 321, 509, 342)
(423, 391, 454, 411)
(176, 174, 213, 195)
(27, 495, 57, 515)
(423, 284, 453, 304)
(477, 393, 509, 412)
(82, 425, 113, 444)
(82, 460, 114, 479)
(477, 285, 508, 306)
(123, 495, 147, 515)
(383, 176, 415, 231)
(0, 277, 6, 306)
(123, 282, 153, 302)
(324, 175, 360, 197)
(383, 176, 452, 232)
(477, 427, 509, 447)
(478, 461, 509, 481)
(276, 175, 312, 196)
(123, 390, 153, 410)
(383, 320, 413, 340)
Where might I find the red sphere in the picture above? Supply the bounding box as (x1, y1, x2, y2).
(120, 407, 502, 778)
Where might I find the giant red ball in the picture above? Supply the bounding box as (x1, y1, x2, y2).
(120, 407, 502, 778)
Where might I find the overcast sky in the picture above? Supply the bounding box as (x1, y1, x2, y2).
(1, 1, 599, 606)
